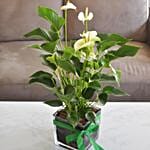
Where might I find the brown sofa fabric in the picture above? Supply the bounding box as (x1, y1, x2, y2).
(148, 13, 150, 45)
(0, 41, 56, 100)
(0, 41, 150, 101)
(67, 0, 149, 42)
(111, 42, 150, 101)
(0, 0, 62, 41)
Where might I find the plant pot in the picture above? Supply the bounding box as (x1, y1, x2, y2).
(53, 107, 101, 150)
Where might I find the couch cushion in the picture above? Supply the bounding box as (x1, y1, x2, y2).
(0, 0, 62, 41)
(148, 14, 150, 45)
(0, 41, 150, 101)
(0, 41, 56, 100)
(67, 0, 149, 42)
(111, 41, 150, 101)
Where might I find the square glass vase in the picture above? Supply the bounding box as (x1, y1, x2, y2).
(53, 108, 101, 150)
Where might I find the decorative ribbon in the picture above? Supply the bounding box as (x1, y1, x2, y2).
(53, 115, 104, 150)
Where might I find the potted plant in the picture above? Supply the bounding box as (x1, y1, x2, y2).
(24, 1, 139, 150)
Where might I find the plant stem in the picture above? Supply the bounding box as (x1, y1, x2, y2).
(64, 10, 68, 47)
(55, 68, 64, 92)
(85, 20, 88, 32)
(58, 36, 64, 50)
(81, 60, 87, 77)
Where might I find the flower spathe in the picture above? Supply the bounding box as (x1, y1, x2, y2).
(61, 0, 76, 10)
(74, 31, 100, 51)
(78, 7, 94, 24)
(80, 31, 100, 42)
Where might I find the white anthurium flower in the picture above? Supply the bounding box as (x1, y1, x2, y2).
(78, 12, 85, 23)
(74, 31, 100, 51)
(78, 7, 94, 24)
(88, 12, 93, 20)
(61, 1, 76, 10)
(74, 39, 85, 51)
(74, 39, 95, 51)
(80, 31, 100, 42)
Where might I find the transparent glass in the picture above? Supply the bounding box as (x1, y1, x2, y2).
(53, 123, 99, 150)
(53, 107, 101, 150)
(53, 121, 78, 150)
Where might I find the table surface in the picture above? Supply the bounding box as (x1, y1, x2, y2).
(0, 102, 150, 150)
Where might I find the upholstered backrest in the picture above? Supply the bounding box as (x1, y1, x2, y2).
(148, 10, 150, 44)
(67, 0, 149, 42)
(0, 0, 62, 41)
(148, 26, 150, 44)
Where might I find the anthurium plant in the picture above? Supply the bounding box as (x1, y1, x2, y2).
(25, 1, 139, 149)
(25, 1, 139, 127)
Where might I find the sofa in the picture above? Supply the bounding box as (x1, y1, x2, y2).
(0, 0, 149, 101)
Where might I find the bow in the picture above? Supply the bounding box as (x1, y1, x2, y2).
(53, 115, 104, 150)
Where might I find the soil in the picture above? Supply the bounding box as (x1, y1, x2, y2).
(55, 107, 101, 127)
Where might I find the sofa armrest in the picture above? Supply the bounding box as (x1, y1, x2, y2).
(148, 10, 150, 45)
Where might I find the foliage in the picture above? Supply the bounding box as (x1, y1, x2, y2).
(25, 4, 139, 127)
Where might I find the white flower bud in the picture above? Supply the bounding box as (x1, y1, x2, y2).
(78, 7, 94, 24)
(61, 1, 76, 10)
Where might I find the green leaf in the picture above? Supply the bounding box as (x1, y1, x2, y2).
(91, 73, 100, 80)
(29, 78, 56, 88)
(100, 74, 115, 81)
(68, 111, 79, 128)
(30, 71, 52, 78)
(82, 88, 95, 99)
(41, 55, 57, 70)
(98, 33, 129, 45)
(57, 58, 76, 74)
(93, 61, 100, 69)
(38, 6, 65, 31)
(87, 61, 94, 69)
(98, 93, 108, 105)
(99, 41, 117, 51)
(56, 50, 63, 56)
(99, 58, 110, 68)
(29, 44, 41, 49)
(103, 86, 128, 96)
(41, 41, 57, 53)
(85, 111, 96, 123)
(29, 71, 56, 88)
(71, 56, 83, 76)
(30, 42, 57, 53)
(63, 47, 75, 60)
(24, 28, 50, 41)
(106, 45, 139, 61)
(46, 55, 56, 65)
(98, 33, 109, 41)
(49, 30, 59, 41)
(44, 100, 63, 107)
(109, 64, 121, 86)
(91, 73, 115, 81)
(108, 34, 129, 45)
(89, 81, 101, 90)
(64, 85, 75, 95)
(112, 45, 139, 57)
(83, 71, 91, 82)
(55, 91, 71, 102)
